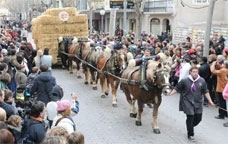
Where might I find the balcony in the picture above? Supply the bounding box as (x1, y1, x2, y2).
(144, 0, 173, 13)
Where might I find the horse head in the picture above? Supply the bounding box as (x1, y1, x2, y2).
(146, 61, 172, 95)
(58, 37, 73, 53)
(107, 49, 127, 76)
(58, 36, 65, 52)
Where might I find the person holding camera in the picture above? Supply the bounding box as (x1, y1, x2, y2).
(210, 59, 228, 119)
(21, 101, 46, 143)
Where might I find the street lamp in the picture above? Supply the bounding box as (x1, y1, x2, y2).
(123, 0, 127, 37)
(100, 9, 105, 34)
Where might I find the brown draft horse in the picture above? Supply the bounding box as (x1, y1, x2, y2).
(121, 59, 172, 133)
(97, 47, 127, 107)
(84, 46, 103, 90)
(58, 37, 89, 79)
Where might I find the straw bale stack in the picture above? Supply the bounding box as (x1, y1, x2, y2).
(32, 7, 88, 64)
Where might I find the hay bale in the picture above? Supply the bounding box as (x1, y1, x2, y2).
(44, 7, 78, 16)
(32, 7, 88, 64)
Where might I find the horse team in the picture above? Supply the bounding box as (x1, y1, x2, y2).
(58, 37, 172, 133)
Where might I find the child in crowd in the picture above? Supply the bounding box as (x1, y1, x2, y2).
(46, 126, 68, 140)
(67, 131, 85, 144)
(71, 92, 80, 116)
(4, 89, 17, 115)
(46, 85, 79, 128)
(7, 115, 23, 143)
(51, 100, 76, 134)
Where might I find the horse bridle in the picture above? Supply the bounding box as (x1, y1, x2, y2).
(150, 68, 171, 89)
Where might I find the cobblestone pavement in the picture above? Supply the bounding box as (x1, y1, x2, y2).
(52, 68, 228, 144)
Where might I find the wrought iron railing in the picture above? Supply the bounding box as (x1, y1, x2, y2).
(144, 0, 173, 13)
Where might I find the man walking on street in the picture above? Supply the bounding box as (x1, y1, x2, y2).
(169, 66, 214, 142)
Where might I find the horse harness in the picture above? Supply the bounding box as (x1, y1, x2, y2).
(120, 66, 165, 91)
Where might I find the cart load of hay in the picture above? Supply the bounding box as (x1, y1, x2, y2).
(32, 7, 88, 64)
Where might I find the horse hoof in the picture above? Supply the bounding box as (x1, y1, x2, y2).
(77, 76, 82, 78)
(84, 82, 89, 84)
(153, 129, 161, 134)
(92, 87, 97, 90)
(112, 103, 118, 107)
(130, 113, 137, 118)
(135, 121, 142, 126)
(70, 72, 73, 74)
(105, 92, 109, 96)
(101, 95, 106, 98)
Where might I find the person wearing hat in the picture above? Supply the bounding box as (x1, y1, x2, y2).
(47, 85, 79, 127)
(223, 48, 228, 60)
(183, 49, 199, 62)
(52, 100, 76, 134)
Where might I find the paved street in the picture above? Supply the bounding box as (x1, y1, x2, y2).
(28, 32, 227, 144)
(52, 68, 228, 144)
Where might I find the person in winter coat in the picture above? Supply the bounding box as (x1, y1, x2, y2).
(30, 64, 56, 105)
(51, 100, 76, 134)
(0, 90, 16, 119)
(47, 85, 79, 127)
(7, 115, 23, 143)
(46, 85, 64, 127)
(198, 57, 212, 106)
(21, 101, 46, 143)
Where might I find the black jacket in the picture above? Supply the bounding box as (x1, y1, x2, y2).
(199, 62, 211, 82)
(30, 72, 56, 105)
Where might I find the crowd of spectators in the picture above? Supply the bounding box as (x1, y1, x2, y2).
(0, 21, 82, 143)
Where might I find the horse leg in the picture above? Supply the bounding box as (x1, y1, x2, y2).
(136, 101, 143, 126)
(130, 99, 137, 118)
(82, 64, 89, 84)
(152, 95, 161, 134)
(90, 69, 97, 90)
(76, 60, 81, 78)
(68, 58, 73, 74)
(110, 78, 119, 107)
(105, 76, 109, 96)
(99, 73, 107, 98)
(60, 54, 66, 69)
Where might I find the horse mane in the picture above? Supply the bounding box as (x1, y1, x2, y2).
(104, 47, 112, 58)
(128, 59, 136, 69)
(94, 46, 103, 56)
(127, 52, 134, 62)
(157, 53, 166, 63)
(146, 60, 160, 82)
